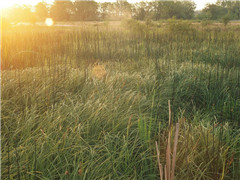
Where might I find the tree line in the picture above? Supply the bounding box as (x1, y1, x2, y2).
(2, 0, 240, 23)
(199, 0, 240, 20)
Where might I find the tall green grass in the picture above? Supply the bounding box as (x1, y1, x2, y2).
(1, 22, 240, 179)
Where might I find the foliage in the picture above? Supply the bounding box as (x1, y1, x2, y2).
(1, 0, 240, 23)
(50, 1, 74, 21)
(2, 0, 197, 23)
(202, 3, 228, 20)
(131, 1, 149, 21)
(74, 1, 99, 21)
(35, 2, 49, 21)
(217, 0, 240, 19)
(98, 2, 112, 20)
(151, 1, 196, 20)
(1, 23, 240, 180)
(222, 14, 231, 26)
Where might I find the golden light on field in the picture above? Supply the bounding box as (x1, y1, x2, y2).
(45, 18, 54, 26)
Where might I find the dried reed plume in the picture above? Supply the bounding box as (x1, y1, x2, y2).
(156, 100, 180, 180)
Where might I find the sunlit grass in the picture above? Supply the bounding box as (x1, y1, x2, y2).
(1, 22, 240, 179)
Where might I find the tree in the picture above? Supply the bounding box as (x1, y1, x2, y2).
(150, 1, 196, 20)
(132, 2, 149, 20)
(222, 14, 230, 26)
(35, 2, 49, 21)
(181, 1, 196, 19)
(99, 2, 111, 20)
(232, 1, 240, 19)
(216, 0, 240, 19)
(50, 0, 74, 21)
(203, 3, 228, 20)
(73, 0, 98, 21)
(115, 0, 132, 19)
(98, 0, 131, 21)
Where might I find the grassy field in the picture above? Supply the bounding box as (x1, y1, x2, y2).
(1, 20, 240, 179)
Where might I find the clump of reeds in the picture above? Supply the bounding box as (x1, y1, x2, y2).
(156, 100, 180, 180)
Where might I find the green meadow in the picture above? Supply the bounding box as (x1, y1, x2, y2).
(1, 21, 240, 179)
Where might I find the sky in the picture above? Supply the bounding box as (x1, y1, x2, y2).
(0, 0, 218, 10)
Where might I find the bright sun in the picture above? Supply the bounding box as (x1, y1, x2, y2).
(0, 1, 14, 9)
(45, 18, 54, 26)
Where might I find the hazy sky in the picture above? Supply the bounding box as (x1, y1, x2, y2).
(1, 0, 218, 10)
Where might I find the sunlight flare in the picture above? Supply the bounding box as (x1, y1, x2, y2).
(45, 18, 54, 26)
